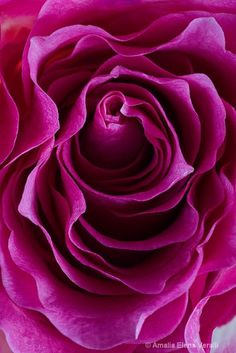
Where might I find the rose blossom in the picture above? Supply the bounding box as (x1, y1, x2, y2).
(0, 1, 236, 352)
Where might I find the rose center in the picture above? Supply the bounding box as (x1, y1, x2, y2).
(79, 92, 148, 169)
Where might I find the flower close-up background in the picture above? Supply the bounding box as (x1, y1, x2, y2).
(0, 0, 236, 352)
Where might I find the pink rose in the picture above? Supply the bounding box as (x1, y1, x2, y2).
(0, 1, 236, 352)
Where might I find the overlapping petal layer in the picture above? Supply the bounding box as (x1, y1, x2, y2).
(0, 1, 236, 353)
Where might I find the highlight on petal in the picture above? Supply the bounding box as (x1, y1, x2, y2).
(211, 316, 236, 353)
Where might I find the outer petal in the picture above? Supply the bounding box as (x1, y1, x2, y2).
(0, 0, 45, 17)
(0, 330, 12, 353)
(0, 78, 18, 164)
(0, 285, 135, 353)
(211, 316, 236, 353)
(185, 266, 236, 353)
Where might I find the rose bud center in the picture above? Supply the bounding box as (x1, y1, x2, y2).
(79, 92, 148, 169)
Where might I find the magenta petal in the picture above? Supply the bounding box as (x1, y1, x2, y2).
(138, 294, 188, 343)
(0, 0, 45, 17)
(185, 266, 236, 353)
(0, 284, 136, 353)
(158, 17, 225, 53)
(77, 202, 198, 251)
(0, 78, 19, 164)
(9, 87, 59, 162)
(0, 288, 89, 353)
(183, 74, 226, 173)
(1, 2, 236, 353)
(0, 330, 12, 353)
(201, 201, 236, 273)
